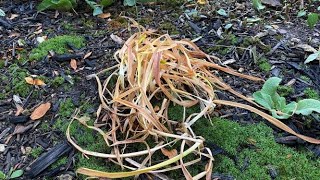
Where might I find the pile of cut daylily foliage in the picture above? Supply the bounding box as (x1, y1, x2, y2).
(66, 19, 320, 179)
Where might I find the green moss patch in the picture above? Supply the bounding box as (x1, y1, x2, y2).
(257, 57, 271, 72)
(8, 64, 32, 97)
(304, 87, 319, 100)
(193, 118, 320, 179)
(278, 85, 294, 97)
(29, 35, 85, 60)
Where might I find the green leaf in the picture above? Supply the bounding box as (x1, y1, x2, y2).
(283, 102, 297, 114)
(9, 170, 23, 179)
(85, 0, 103, 16)
(217, 9, 228, 17)
(295, 99, 320, 115)
(274, 95, 286, 110)
(252, 0, 265, 11)
(37, 0, 76, 11)
(298, 10, 306, 17)
(271, 109, 291, 119)
(224, 23, 233, 29)
(0, 171, 5, 180)
(93, 7, 103, 15)
(304, 52, 320, 64)
(100, 0, 114, 6)
(253, 91, 273, 110)
(0, 8, 5, 17)
(261, 77, 282, 96)
(124, 0, 136, 6)
(307, 13, 319, 28)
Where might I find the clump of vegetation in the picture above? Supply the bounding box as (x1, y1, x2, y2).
(52, 98, 75, 132)
(193, 118, 320, 179)
(67, 22, 320, 179)
(29, 35, 85, 60)
(50, 157, 68, 169)
(304, 87, 319, 100)
(0, 168, 23, 180)
(257, 57, 271, 72)
(278, 85, 294, 97)
(8, 64, 32, 97)
(30, 147, 43, 158)
(52, 76, 65, 88)
(253, 77, 320, 119)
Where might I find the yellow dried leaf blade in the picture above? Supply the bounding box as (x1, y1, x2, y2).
(76, 142, 201, 178)
(30, 102, 51, 120)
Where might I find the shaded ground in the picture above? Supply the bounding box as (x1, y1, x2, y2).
(0, 0, 320, 179)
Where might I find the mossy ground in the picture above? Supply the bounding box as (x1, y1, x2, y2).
(257, 57, 271, 72)
(304, 87, 319, 100)
(278, 85, 294, 97)
(168, 104, 320, 179)
(7, 64, 32, 98)
(29, 35, 85, 60)
(71, 102, 320, 179)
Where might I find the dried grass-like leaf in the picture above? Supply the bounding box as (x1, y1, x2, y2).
(67, 18, 320, 180)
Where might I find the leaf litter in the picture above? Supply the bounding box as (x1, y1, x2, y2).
(67, 18, 320, 179)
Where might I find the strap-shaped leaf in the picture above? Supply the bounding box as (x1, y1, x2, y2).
(296, 99, 320, 115)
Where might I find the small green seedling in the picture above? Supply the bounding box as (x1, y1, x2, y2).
(0, 168, 23, 180)
(253, 77, 320, 119)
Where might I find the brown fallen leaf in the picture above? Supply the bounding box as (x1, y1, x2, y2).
(30, 102, 51, 120)
(98, 13, 111, 19)
(161, 148, 177, 159)
(25, 77, 34, 85)
(70, 59, 77, 71)
(83, 52, 92, 60)
(25, 77, 46, 86)
(34, 79, 46, 86)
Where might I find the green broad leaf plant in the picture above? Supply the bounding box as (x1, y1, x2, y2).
(0, 168, 23, 180)
(37, 0, 114, 16)
(253, 77, 320, 119)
